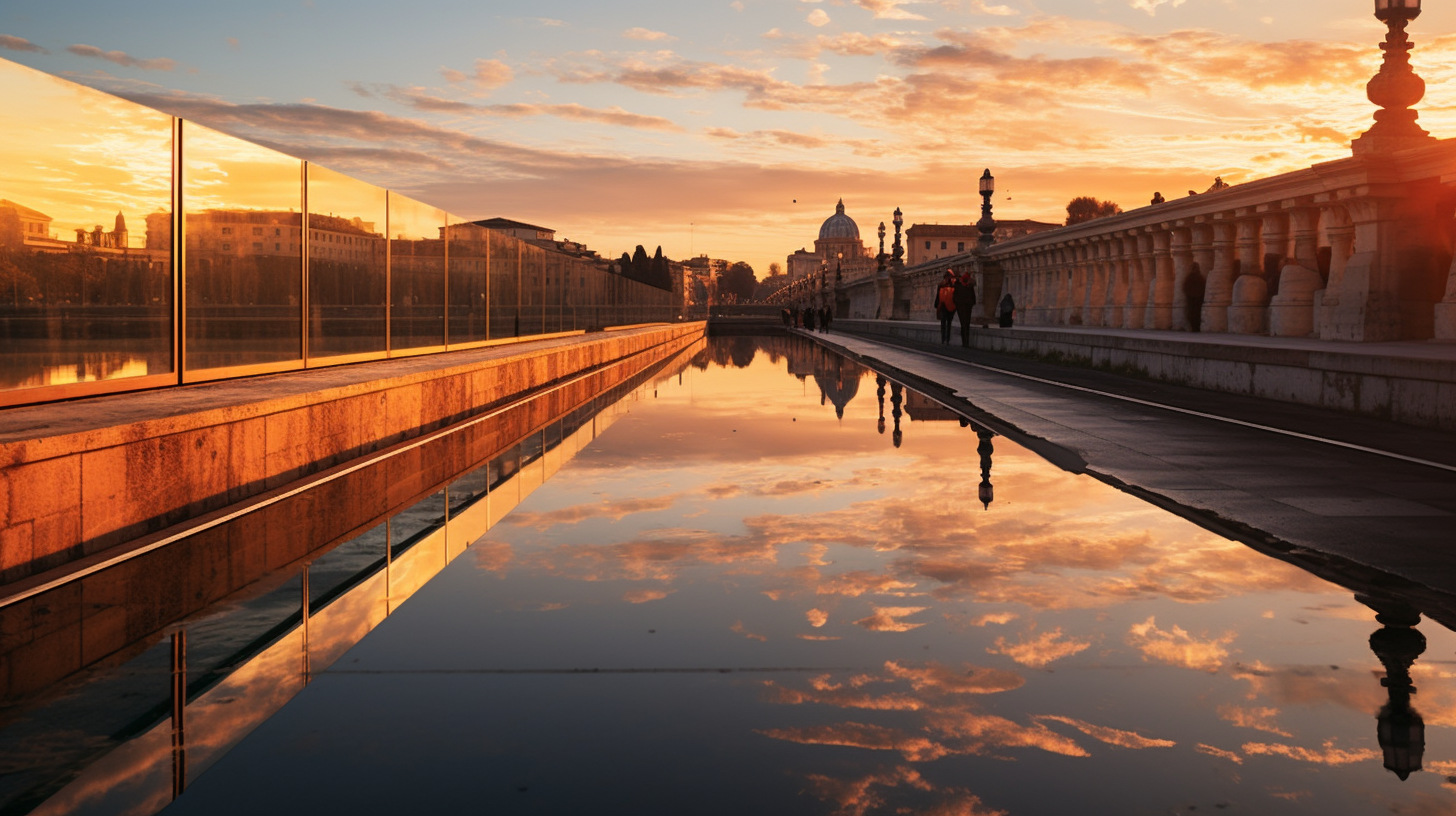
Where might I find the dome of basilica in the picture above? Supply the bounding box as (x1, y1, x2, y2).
(818, 199, 860, 241)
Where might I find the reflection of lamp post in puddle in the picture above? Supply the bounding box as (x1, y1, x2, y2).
(890, 382, 903, 448)
(976, 429, 995, 510)
(876, 375, 887, 435)
(1361, 595, 1426, 780)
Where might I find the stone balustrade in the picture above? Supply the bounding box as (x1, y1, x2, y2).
(848, 140, 1456, 342)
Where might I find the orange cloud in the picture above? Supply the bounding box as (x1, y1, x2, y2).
(884, 661, 1025, 695)
(730, 620, 768, 641)
(1241, 740, 1378, 766)
(763, 681, 925, 711)
(930, 710, 1089, 757)
(1127, 617, 1234, 673)
(1195, 743, 1244, 764)
(1217, 705, 1292, 738)
(972, 612, 1018, 626)
(759, 722, 949, 761)
(818, 571, 918, 597)
(623, 588, 673, 603)
(854, 606, 929, 632)
(987, 628, 1091, 669)
(1034, 715, 1175, 749)
(504, 494, 680, 528)
(807, 608, 829, 627)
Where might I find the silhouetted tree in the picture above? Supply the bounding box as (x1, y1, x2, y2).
(650, 245, 672, 290)
(717, 261, 757, 302)
(618, 251, 633, 278)
(1065, 196, 1123, 225)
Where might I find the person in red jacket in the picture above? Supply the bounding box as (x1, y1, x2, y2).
(934, 272, 956, 344)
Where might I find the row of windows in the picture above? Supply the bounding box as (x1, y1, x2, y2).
(925, 241, 968, 252)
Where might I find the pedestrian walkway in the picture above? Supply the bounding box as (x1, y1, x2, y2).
(803, 329, 1456, 615)
(836, 319, 1456, 430)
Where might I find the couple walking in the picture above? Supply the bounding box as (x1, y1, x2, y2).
(935, 270, 977, 347)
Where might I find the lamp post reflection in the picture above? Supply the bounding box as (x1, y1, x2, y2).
(1362, 597, 1426, 780)
(876, 375, 887, 435)
(890, 382, 903, 448)
(977, 429, 995, 510)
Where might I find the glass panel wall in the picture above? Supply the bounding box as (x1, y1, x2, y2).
(307, 164, 386, 360)
(183, 122, 303, 372)
(488, 230, 519, 340)
(0, 58, 681, 407)
(0, 59, 173, 394)
(446, 217, 488, 345)
(388, 194, 445, 352)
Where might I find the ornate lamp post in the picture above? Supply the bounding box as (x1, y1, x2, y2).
(1354, 0, 1433, 154)
(891, 208, 904, 268)
(877, 222, 887, 273)
(976, 430, 995, 509)
(977, 169, 997, 249)
(819, 259, 828, 309)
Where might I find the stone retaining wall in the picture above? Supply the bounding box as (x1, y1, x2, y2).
(0, 323, 704, 584)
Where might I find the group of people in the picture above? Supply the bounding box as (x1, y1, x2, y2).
(934, 270, 1016, 347)
(784, 305, 833, 333)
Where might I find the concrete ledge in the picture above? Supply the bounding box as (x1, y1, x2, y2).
(837, 319, 1456, 431)
(0, 323, 704, 584)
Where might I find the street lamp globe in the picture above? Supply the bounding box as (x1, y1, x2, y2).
(893, 207, 903, 228)
(1376, 0, 1420, 21)
(979, 169, 995, 196)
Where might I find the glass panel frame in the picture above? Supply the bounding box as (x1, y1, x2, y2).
(387, 193, 446, 354)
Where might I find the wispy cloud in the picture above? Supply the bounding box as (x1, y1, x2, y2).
(0, 34, 48, 54)
(857, 0, 928, 20)
(440, 57, 513, 93)
(67, 44, 175, 71)
(624, 27, 675, 42)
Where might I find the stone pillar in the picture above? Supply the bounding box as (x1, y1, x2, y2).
(1434, 254, 1456, 339)
(1227, 214, 1269, 334)
(1069, 243, 1088, 325)
(1168, 228, 1193, 331)
(1269, 207, 1323, 337)
(1124, 233, 1150, 329)
(1327, 190, 1452, 341)
(1086, 240, 1108, 327)
(1103, 235, 1127, 328)
(1148, 229, 1175, 330)
(1202, 219, 1237, 333)
(1318, 208, 1355, 339)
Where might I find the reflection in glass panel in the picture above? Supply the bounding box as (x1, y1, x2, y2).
(520, 246, 544, 337)
(446, 218, 489, 345)
(0, 59, 173, 392)
(488, 230, 519, 340)
(389, 194, 445, 351)
(183, 122, 303, 371)
(307, 164, 386, 359)
(543, 250, 564, 334)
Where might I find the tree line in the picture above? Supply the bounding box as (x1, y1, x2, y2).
(617, 245, 674, 291)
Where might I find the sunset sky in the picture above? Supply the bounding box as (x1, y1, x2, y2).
(4, 0, 1454, 274)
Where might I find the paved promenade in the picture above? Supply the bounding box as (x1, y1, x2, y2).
(806, 328, 1456, 621)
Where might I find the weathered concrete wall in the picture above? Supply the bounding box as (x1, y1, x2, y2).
(0, 324, 704, 585)
(837, 319, 1456, 431)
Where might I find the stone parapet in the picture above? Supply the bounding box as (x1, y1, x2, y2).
(0, 323, 704, 585)
(836, 319, 1456, 431)
(845, 141, 1456, 344)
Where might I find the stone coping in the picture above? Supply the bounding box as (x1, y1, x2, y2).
(0, 323, 705, 468)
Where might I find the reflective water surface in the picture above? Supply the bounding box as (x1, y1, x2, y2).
(11, 335, 1456, 815)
